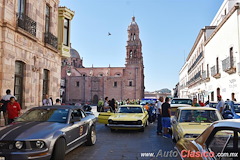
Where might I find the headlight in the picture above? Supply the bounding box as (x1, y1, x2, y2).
(36, 141, 45, 149)
(137, 120, 142, 125)
(108, 119, 113, 124)
(15, 141, 23, 149)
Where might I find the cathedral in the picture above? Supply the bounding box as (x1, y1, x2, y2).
(61, 17, 145, 104)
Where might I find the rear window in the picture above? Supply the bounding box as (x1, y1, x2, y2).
(171, 99, 192, 105)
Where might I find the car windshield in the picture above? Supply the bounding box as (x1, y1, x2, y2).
(16, 108, 69, 123)
(233, 104, 240, 113)
(179, 110, 219, 123)
(118, 107, 143, 113)
(171, 99, 192, 105)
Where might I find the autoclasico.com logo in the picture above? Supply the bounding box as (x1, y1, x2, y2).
(140, 149, 238, 158)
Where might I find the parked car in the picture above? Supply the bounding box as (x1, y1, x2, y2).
(98, 105, 149, 132)
(171, 107, 222, 142)
(0, 105, 97, 160)
(176, 119, 240, 160)
(170, 98, 192, 116)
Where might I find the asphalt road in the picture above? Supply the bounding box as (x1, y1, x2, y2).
(65, 121, 178, 160)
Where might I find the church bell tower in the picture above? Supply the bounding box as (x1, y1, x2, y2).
(126, 16, 143, 65)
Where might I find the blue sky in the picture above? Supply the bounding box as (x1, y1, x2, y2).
(60, 0, 224, 92)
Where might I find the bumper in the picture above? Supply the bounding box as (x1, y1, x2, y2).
(0, 150, 51, 160)
(107, 124, 143, 128)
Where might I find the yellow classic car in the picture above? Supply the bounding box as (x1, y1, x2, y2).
(98, 105, 149, 132)
(176, 119, 240, 160)
(171, 107, 222, 142)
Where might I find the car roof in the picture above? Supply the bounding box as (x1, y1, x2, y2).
(213, 119, 240, 128)
(178, 107, 218, 111)
(30, 105, 82, 110)
(172, 98, 192, 100)
(119, 105, 143, 107)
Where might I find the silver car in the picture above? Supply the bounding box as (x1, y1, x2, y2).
(0, 105, 97, 160)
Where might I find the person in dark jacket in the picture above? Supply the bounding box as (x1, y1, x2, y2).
(109, 98, 116, 112)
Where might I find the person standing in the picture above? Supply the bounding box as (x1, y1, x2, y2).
(160, 97, 171, 138)
(0, 89, 16, 125)
(42, 94, 53, 106)
(110, 98, 116, 112)
(216, 95, 225, 114)
(55, 99, 61, 105)
(156, 97, 163, 135)
(192, 98, 200, 106)
(97, 98, 104, 112)
(104, 97, 110, 112)
(6, 97, 21, 124)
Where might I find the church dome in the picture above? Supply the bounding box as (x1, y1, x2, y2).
(70, 48, 81, 59)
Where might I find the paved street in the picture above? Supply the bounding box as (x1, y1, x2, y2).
(65, 120, 178, 160)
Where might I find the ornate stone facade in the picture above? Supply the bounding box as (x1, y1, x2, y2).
(0, 0, 61, 108)
(61, 17, 145, 104)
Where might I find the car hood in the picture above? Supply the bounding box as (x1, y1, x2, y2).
(179, 123, 211, 134)
(109, 113, 146, 121)
(0, 121, 68, 141)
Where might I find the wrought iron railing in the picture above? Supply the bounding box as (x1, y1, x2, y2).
(44, 32, 58, 49)
(188, 52, 203, 73)
(17, 13, 36, 36)
(187, 71, 201, 85)
(222, 56, 235, 71)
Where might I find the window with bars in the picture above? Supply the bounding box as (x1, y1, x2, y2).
(43, 69, 49, 98)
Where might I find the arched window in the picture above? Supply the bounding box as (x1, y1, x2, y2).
(129, 50, 133, 58)
(134, 50, 137, 57)
(133, 33, 136, 40)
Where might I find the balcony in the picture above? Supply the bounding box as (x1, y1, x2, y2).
(44, 32, 58, 49)
(188, 52, 203, 73)
(17, 13, 36, 37)
(222, 56, 236, 74)
(211, 65, 221, 79)
(202, 70, 210, 82)
(187, 71, 201, 86)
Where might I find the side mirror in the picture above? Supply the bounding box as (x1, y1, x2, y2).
(107, 110, 111, 113)
(70, 117, 81, 123)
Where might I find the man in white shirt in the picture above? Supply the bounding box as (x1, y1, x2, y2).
(42, 94, 53, 106)
(104, 97, 110, 112)
(216, 95, 225, 114)
(156, 97, 163, 135)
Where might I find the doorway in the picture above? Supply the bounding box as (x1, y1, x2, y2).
(93, 95, 98, 105)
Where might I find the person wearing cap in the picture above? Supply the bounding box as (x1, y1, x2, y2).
(216, 95, 224, 113)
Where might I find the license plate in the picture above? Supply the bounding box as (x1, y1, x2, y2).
(0, 157, 5, 160)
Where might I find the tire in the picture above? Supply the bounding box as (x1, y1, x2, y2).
(86, 126, 97, 146)
(51, 138, 66, 160)
(145, 120, 149, 127)
(172, 134, 176, 143)
(139, 127, 144, 132)
(110, 128, 115, 132)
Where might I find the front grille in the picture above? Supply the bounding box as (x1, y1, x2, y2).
(111, 121, 138, 125)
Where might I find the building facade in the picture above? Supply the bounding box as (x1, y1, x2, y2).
(178, 0, 240, 102)
(61, 17, 145, 104)
(0, 0, 63, 108)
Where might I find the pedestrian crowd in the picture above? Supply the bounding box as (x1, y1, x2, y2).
(0, 89, 62, 126)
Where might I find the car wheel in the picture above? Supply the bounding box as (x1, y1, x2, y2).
(139, 127, 144, 132)
(86, 126, 96, 146)
(172, 134, 176, 143)
(110, 128, 115, 132)
(51, 138, 66, 160)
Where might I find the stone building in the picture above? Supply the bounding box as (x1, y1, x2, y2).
(0, 0, 67, 108)
(61, 17, 145, 104)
